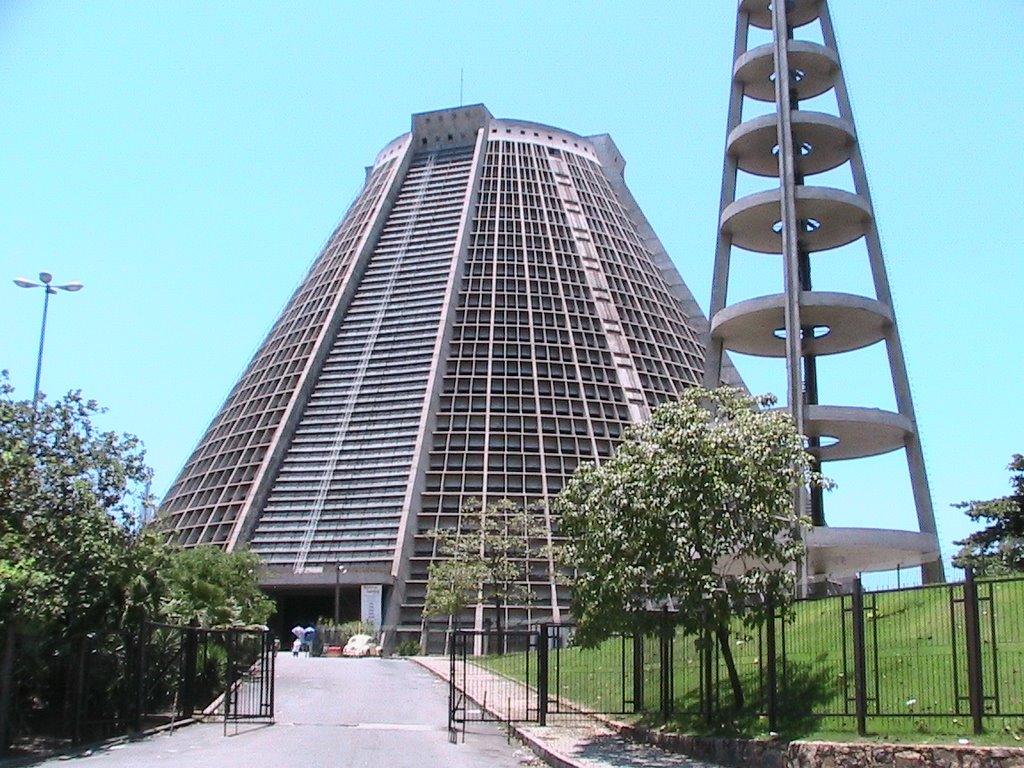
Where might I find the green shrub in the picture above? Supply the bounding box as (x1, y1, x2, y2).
(394, 639, 421, 656)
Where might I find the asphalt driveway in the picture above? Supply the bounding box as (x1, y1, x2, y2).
(32, 653, 541, 768)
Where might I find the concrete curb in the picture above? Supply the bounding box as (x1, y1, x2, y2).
(508, 727, 582, 768)
(597, 718, 1024, 768)
(412, 656, 593, 768)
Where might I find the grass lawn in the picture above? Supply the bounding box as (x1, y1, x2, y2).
(475, 578, 1024, 746)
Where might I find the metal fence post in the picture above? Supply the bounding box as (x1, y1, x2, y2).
(135, 623, 150, 731)
(851, 577, 868, 736)
(632, 632, 644, 713)
(963, 568, 985, 735)
(447, 630, 458, 736)
(661, 607, 674, 721)
(766, 597, 778, 733)
(266, 631, 276, 721)
(180, 623, 199, 718)
(537, 625, 549, 726)
(223, 631, 234, 735)
(72, 634, 88, 744)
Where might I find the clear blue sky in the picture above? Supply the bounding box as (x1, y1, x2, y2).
(2, 2, 1021, 575)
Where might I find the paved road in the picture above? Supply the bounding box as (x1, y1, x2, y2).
(36, 654, 542, 768)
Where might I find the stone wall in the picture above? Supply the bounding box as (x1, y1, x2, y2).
(619, 726, 1024, 768)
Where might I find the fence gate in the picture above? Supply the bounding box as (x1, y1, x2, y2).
(222, 628, 276, 732)
(541, 624, 653, 719)
(138, 623, 275, 733)
(448, 629, 537, 740)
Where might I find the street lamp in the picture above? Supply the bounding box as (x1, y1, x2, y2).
(13, 272, 83, 409)
(334, 564, 348, 623)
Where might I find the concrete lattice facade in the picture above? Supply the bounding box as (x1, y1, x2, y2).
(158, 105, 735, 642)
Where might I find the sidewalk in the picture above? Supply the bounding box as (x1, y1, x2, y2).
(412, 656, 725, 768)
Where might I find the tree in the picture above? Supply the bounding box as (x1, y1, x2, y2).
(0, 376, 280, 752)
(423, 557, 486, 623)
(0, 376, 160, 753)
(953, 454, 1024, 576)
(422, 558, 487, 654)
(556, 386, 827, 707)
(425, 498, 550, 651)
(161, 546, 274, 628)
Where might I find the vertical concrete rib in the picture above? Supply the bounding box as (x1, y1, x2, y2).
(771, 0, 806, 437)
(818, 5, 944, 582)
(704, 5, 751, 390)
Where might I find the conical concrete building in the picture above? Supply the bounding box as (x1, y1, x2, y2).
(159, 105, 738, 645)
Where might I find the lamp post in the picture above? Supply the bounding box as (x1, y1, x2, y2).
(334, 564, 347, 623)
(13, 272, 83, 410)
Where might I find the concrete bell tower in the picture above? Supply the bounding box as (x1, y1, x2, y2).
(704, 0, 944, 589)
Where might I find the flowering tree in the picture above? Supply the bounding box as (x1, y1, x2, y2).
(556, 386, 828, 706)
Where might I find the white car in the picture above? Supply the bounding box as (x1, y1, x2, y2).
(343, 634, 380, 657)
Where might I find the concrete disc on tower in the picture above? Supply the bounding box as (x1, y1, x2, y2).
(740, 0, 823, 30)
(710, 291, 891, 357)
(728, 112, 855, 177)
(735, 41, 839, 102)
(804, 404, 912, 462)
(804, 527, 942, 578)
(721, 186, 872, 254)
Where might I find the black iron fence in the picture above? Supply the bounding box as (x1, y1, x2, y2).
(222, 626, 275, 733)
(1, 621, 274, 755)
(8, 629, 143, 748)
(449, 628, 537, 739)
(448, 573, 1024, 737)
(684, 572, 1024, 736)
(448, 623, 676, 735)
(139, 623, 275, 728)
